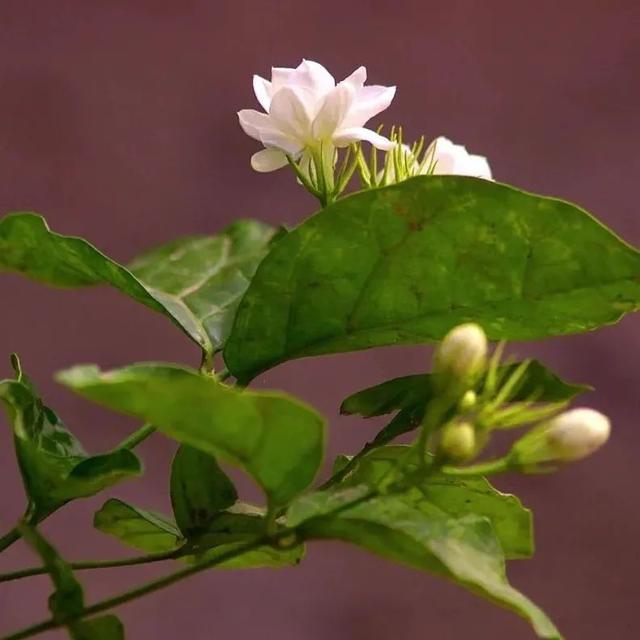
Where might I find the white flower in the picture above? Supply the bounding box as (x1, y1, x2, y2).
(512, 408, 611, 465)
(238, 60, 396, 172)
(427, 136, 492, 179)
(435, 323, 488, 379)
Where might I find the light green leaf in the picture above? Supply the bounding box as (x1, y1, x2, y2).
(341, 360, 589, 418)
(289, 489, 560, 639)
(338, 446, 533, 559)
(225, 176, 640, 382)
(94, 498, 183, 554)
(0, 213, 277, 356)
(58, 364, 325, 506)
(71, 616, 124, 640)
(0, 356, 141, 522)
(128, 220, 279, 351)
(170, 444, 238, 536)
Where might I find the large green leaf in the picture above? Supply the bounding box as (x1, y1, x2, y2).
(94, 499, 303, 570)
(288, 489, 560, 639)
(0, 356, 141, 522)
(341, 360, 589, 418)
(225, 176, 640, 382)
(0, 213, 276, 356)
(58, 364, 325, 507)
(170, 444, 238, 536)
(337, 445, 533, 559)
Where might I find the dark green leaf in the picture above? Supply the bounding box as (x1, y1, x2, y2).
(71, 616, 124, 640)
(58, 363, 325, 506)
(338, 446, 533, 559)
(289, 489, 560, 639)
(0, 213, 276, 356)
(94, 498, 183, 554)
(170, 444, 238, 536)
(341, 360, 590, 418)
(0, 357, 141, 521)
(19, 523, 84, 623)
(225, 176, 640, 382)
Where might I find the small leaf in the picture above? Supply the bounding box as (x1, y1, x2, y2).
(225, 176, 640, 382)
(94, 498, 183, 554)
(341, 360, 590, 418)
(94, 499, 302, 570)
(58, 363, 325, 507)
(19, 523, 84, 623)
(0, 359, 142, 522)
(170, 444, 238, 536)
(339, 446, 533, 559)
(0, 213, 277, 356)
(289, 490, 560, 639)
(71, 616, 124, 640)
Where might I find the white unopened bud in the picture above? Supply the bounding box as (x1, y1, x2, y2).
(439, 421, 476, 462)
(435, 323, 488, 380)
(512, 407, 610, 466)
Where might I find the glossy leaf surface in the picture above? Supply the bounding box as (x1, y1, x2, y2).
(225, 176, 640, 382)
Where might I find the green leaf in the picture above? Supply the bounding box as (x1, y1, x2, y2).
(94, 499, 303, 570)
(58, 363, 325, 506)
(170, 444, 238, 536)
(94, 498, 183, 554)
(0, 356, 142, 521)
(0, 213, 277, 356)
(225, 176, 640, 382)
(338, 446, 533, 559)
(289, 490, 560, 639)
(128, 220, 279, 351)
(71, 616, 124, 640)
(19, 522, 84, 623)
(341, 360, 590, 418)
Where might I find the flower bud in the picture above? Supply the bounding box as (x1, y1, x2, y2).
(459, 390, 478, 411)
(511, 408, 610, 466)
(439, 421, 476, 462)
(435, 323, 488, 381)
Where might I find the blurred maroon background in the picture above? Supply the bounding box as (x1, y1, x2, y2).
(1, 1, 638, 638)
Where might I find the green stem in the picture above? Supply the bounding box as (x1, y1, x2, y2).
(1, 538, 268, 640)
(440, 458, 511, 477)
(0, 549, 180, 584)
(0, 528, 21, 554)
(116, 423, 156, 450)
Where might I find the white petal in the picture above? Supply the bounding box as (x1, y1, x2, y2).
(251, 148, 289, 172)
(312, 82, 355, 139)
(238, 109, 272, 140)
(297, 59, 335, 94)
(344, 85, 396, 128)
(252, 75, 273, 111)
(271, 66, 298, 89)
(342, 66, 367, 90)
(258, 130, 304, 156)
(428, 136, 492, 179)
(333, 127, 396, 150)
(268, 86, 314, 141)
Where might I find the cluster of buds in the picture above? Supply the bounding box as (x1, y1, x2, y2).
(431, 323, 611, 472)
